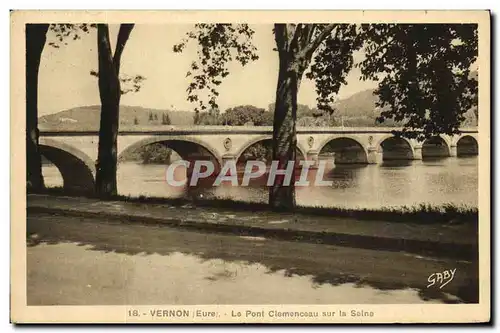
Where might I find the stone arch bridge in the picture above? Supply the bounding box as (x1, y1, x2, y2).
(38, 126, 479, 192)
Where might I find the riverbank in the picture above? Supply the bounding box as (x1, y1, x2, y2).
(38, 187, 478, 226)
(27, 193, 478, 260)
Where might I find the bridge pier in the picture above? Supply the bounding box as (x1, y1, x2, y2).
(367, 148, 382, 164)
(222, 154, 237, 165)
(305, 150, 319, 169)
(413, 146, 423, 160)
(449, 145, 458, 157)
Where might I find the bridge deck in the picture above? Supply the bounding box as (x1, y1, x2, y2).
(39, 126, 479, 136)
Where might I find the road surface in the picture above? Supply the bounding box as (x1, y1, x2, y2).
(26, 212, 478, 305)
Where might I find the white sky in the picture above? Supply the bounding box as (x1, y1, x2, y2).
(38, 24, 378, 116)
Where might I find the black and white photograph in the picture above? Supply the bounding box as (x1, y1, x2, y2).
(10, 10, 490, 323)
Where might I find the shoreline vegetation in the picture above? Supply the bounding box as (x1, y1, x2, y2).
(118, 142, 175, 164)
(36, 187, 478, 226)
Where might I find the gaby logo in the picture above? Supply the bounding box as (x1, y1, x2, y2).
(165, 160, 334, 187)
(427, 268, 457, 289)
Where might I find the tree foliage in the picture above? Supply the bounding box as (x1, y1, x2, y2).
(194, 103, 340, 127)
(162, 112, 171, 125)
(175, 23, 477, 139)
(173, 24, 259, 115)
(46, 24, 96, 48)
(358, 24, 478, 140)
(304, 24, 362, 113)
(222, 105, 273, 126)
(90, 70, 146, 95)
(140, 143, 172, 164)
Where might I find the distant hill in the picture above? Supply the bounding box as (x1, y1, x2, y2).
(331, 80, 477, 127)
(40, 73, 479, 130)
(39, 105, 195, 131)
(333, 88, 383, 118)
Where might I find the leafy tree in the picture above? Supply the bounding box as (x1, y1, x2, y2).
(174, 23, 477, 211)
(221, 105, 273, 126)
(358, 24, 478, 140)
(195, 106, 223, 125)
(297, 116, 331, 127)
(161, 112, 171, 125)
(140, 143, 172, 164)
(197, 111, 221, 125)
(239, 141, 271, 164)
(259, 111, 274, 126)
(193, 112, 200, 125)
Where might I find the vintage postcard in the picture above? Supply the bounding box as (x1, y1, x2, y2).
(10, 10, 490, 323)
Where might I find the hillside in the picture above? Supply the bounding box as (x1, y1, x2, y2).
(332, 81, 477, 127)
(39, 105, 194, 131)
(39, 73, 479, 130)
(38, 89, 388, 130)
(333, 88, 382, 117)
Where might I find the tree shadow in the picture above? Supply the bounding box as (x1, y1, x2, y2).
(27, 212, 478, 304)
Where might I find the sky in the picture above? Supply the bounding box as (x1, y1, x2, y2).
(38, 24, 378, 116)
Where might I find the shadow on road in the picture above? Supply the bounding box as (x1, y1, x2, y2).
(27, 212, 479, 304)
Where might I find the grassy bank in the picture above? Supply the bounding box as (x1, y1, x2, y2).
(35, 187, 478, 226)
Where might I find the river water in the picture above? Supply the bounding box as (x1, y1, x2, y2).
(43, 156, 478, 209)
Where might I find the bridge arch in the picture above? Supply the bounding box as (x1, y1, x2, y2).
(235, 135, 307, 165)
(457, 135, 478, 156)
(422, 136, 451, 158)
(376, 135, 415, 160)
(39, 137, 95, 192)
(118, 136, 222, 170)
(318, 136, 369, 164)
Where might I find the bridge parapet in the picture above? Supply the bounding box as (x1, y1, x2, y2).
(39, 126, 478, 136)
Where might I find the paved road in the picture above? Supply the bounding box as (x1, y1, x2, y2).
(27, 212, 478, 305)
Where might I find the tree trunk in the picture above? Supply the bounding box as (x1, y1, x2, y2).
(269, 54, 299, 211)
(95, 25, 121, 197)
(95, 24, 134, 197)
(26, 24, 49, 193)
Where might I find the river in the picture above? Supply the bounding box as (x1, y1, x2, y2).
(42, 156, 478, 209)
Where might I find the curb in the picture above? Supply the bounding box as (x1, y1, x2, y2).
(27, 206, 477, 261)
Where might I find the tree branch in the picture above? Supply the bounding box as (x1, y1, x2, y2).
(273, 24, 288, 53)
(288, 24, 302, 52)
(300, 24, 316, 51)
(113, 24, 134, 74)
(299, 24, 336, 59)
(97, 24, 114, 73)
